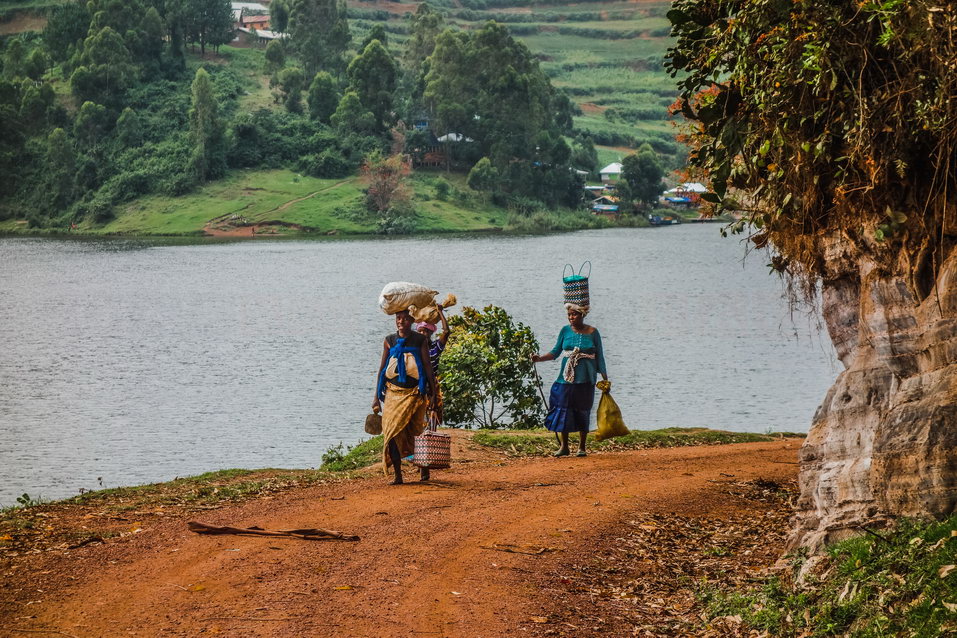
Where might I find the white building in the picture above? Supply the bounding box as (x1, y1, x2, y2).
(599, 162, 623, 183)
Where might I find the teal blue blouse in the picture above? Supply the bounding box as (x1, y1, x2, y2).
(547, 325, 607, 385)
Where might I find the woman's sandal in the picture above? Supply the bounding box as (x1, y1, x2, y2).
(576, 450, 587, 457)
(553, 449, 570, 457)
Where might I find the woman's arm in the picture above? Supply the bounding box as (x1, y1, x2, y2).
(532, 328, 564, 362)
(372, 339, 389, 412)
(594, 330, 608, 381)
(420, 339, 438, 404)
(436, 305, 450, 346)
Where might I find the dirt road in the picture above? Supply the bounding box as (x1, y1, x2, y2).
(1, 439, 799, 637)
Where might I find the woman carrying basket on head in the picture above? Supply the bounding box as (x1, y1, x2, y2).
(373, 309, 438, 485)
(532, 263, 608, 457)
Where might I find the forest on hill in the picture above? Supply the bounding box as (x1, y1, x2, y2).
(0, 0, 680, 233)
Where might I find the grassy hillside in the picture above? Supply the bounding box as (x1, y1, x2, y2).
(0, 0, 684, 235)
(0, 169, 542, 235)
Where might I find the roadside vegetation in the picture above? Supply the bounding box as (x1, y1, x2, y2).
(701, 515, 957, 637)
(472, 426, 803, 456)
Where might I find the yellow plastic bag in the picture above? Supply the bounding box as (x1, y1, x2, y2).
(594, 380, 629, 441)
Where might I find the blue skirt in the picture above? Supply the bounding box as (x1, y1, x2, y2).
(544, 382, 595, 433)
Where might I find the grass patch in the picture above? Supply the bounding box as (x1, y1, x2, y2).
(700, 515, 957, 637)
(319, 436, 383, 472)
(58, 467, 335, 509)
(472, 427, 803, 456)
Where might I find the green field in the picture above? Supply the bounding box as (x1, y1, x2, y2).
(1, 169, 517, 236)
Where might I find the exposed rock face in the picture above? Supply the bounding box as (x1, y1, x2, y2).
(790, 233, 957, 551)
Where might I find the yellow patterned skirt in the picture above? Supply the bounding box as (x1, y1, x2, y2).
(381, 382, 428, 474)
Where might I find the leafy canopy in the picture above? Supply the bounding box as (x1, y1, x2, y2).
(667, 0, 957, 286)
(441, 306, 544, 429)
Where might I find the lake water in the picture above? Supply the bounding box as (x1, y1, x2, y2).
(0, 225, 837, 504)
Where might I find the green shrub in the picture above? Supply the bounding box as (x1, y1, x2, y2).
(320, 436, 382, 472)
(297, 148, 350, 178)
(441, 306, 543, 429)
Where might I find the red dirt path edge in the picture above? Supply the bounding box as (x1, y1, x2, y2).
(0, 438, 799, 637)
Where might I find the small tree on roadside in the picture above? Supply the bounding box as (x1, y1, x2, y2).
(440, 305, 544, 429)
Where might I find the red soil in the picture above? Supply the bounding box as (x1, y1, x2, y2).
(1, 439, 799, 637)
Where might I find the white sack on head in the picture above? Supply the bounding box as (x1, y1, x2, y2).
(379, 282, 438, 315)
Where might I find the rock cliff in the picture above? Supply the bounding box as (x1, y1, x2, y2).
(790, 233, 957, 550)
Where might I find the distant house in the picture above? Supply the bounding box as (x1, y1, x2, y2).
(584, 184, 606, 198)
(591, 195, 620, 218)
(436, 133, 474, 143)
(599, 162, 623, 183)
(663, 182, 708, 207)
(240, 13, 271, 29)
(235, 27, 282, 42)
(232, 2, 268, 22)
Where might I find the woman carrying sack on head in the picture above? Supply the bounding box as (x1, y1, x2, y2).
(373, 309, 437, 485)
(532, 263, 608, 457)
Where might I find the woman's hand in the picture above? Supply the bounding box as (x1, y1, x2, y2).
(531, 353, 542, 363)
(372, 398, 381, 414)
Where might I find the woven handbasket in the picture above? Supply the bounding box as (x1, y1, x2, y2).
(413, 431, 451, 469)
(563, 262, 591, 308)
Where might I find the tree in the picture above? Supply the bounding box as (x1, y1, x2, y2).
(25, 48, 50, 82)
(42, 128, 76, 215)
(185, 0, 233, 55)
(135, 7, 166, 68)
(467, 157, 498, 193)
(440, 305, 543, 428)
(43, 2, 90, 63)
(360, 150, 416, 234)
(620, 144, 663, 209)
(19, 83, 54, 132)
(70, 27, 135, 106)
(330, 90, 375, 135)
(289, 0, 351, 78)
(270, 0, 290, 34)
(2, 39, 26, 80)
(115, 107, 142, 148)
(360, 24, 388, 52)
(188, 67, 225, 181)
(276, 66, 304, 113)
(668, 0, 957, 552)
(307, 71, 338, 123)
(73, 101, 110, 149)
(361, 149, 410, 214)
(403, 3, 443, 72)
(347, 39, 397, 130)
(423, 22, 578, 206)
(264, 39, 286, 77)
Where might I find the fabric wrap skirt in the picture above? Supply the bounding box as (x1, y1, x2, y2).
(544, 382, 595, 433)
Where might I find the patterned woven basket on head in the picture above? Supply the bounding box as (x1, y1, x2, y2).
(563, 262, 591, 308)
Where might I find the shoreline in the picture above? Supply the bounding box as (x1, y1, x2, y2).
(0, 216, 729, 241)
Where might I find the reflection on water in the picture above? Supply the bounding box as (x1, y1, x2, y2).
(0, 226, 837, 503)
